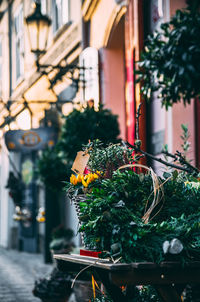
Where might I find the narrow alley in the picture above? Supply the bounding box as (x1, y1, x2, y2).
(0, 247, 52, 302)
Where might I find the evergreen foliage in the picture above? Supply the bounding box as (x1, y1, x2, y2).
(79, 169, 200, 263)
(136, 5, 200, 108)
(58, 104, 120, 162)
(36, 147, 70, 191)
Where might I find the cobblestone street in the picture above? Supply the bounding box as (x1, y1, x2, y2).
(0, 247, 52, 302)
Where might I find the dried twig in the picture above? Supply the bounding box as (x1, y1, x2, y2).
(162, 150, 177, 161)
(128, 103, 199, 175)
(135, 103, 142, 140)
(162, 150, 199, 174)
(126, 141, 199, 175)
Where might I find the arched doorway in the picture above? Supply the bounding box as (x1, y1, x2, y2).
(99, 16, 127, 140)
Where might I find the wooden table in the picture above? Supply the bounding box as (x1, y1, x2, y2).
(54, 254, 200, 302)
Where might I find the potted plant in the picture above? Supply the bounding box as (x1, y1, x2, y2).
(50, 225, 75, 260)
(57, 103, 120, 163)
(65, 128, 200, 300)
(37, 103, 120, 193)
(32, 268, 73, 302)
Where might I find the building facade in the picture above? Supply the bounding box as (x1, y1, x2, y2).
(81, 0, 199, 168)
(0, 0, 199, 257)
(0, 0, 82, 255)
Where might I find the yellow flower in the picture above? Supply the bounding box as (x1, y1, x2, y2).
(82, 178, 88, 188)
(70, 174, 78, 185)
(77, 174, 83, 183)
(36, 216, 45, 222)
(89, 176, 94, 184)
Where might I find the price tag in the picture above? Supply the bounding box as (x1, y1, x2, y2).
(71, 151, 90, 175)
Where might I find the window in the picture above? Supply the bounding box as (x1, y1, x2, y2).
(14, 4, 24, 83)
(53, 0, 70, 32)
(41, 0, 47, 14)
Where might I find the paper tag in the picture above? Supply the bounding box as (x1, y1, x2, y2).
(71, 151, 90, 175)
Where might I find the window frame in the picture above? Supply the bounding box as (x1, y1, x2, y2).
(52, 0, 70, 33)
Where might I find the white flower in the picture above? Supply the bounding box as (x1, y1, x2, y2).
(163, 238, 183, 255)
(163, 241, 170, 254)
(169, 238, 183, 254)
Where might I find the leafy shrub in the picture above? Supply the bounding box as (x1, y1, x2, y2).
(33, 268, 72, 300)
(36, 147, 70, 192)
(58, 104, 120, 162)
(137, 6, 200, 108)
(78, 169, 200, 263)
(50, 225, 74, 251)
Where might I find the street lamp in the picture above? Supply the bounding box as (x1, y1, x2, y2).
(25, 1, 82, 75)
(25, 1, 88, 96)
(25, 1, 51, 58)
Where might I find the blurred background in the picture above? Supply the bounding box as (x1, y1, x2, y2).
(0, 0, 199, 263)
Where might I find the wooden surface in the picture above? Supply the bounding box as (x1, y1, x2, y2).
(54, 254, 200, 302)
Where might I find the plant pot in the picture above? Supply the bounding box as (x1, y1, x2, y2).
(73, 280, 94, 302)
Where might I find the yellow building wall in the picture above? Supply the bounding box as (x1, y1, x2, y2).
(90, 0, 122, 49)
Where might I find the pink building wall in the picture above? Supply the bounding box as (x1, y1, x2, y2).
(99, 18, 126, 140)
(100, 48, 126, 140)
(172, 103, 196, 165)
(170, 0, 196, 164)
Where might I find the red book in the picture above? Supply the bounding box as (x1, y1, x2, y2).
(80, 249, 101, 258)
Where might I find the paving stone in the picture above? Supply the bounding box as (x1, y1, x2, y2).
(0, 247, 78, 302)
(0, 247, 77, 302)
(0, 247, 52, 302)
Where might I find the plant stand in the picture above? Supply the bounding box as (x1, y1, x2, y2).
(54, 254, 200, 302)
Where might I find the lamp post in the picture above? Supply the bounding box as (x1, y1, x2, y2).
(25, 1, 51, 59)
(25, 1, 86, 89)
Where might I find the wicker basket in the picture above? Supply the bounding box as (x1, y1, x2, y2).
(68, 194, 87, 247)
(70, 194, 86, 219)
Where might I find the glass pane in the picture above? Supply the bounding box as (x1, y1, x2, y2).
(19, 7, 23, 29)
(62, 0, 69, 24)
(0, 40, 2, 57)
(41, 0, 47, 14)
(55, 0, 62, 30)
(14, 4, 24, 80)
(16, 44, 20, 79)
(38, 20, 49, 52)
(27, 21, 38, 52)
(14, 15, 19, 34)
